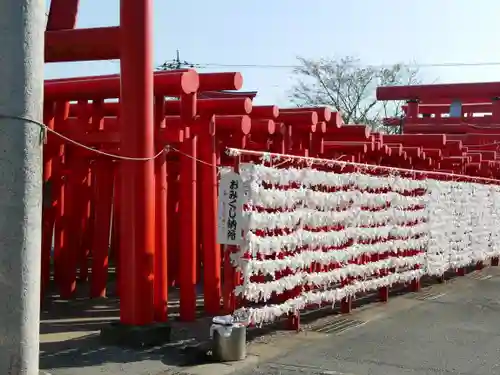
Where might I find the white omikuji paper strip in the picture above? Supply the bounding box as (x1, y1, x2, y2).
(227, 163, 500, 324)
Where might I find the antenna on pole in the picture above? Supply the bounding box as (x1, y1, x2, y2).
(158, 50, 198, 71)
(175, 49, 181, 69)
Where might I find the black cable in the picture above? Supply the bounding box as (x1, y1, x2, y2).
(171, 61, 500, 70)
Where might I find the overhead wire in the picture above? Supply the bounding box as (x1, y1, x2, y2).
(33, 55, 500, 162)
(158, 60, 500, 70)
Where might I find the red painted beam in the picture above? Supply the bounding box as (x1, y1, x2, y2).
(251, 119, 276, 134)
(45, 69, 193, 84)
(418, 98, 495, 105)
(323, 141, 375, 152)
(467, 146, 500, 153)
(282, 107, 331, 122)
(329, 112, 344, 128)
(384, 116, 499, 127)
(251, 105, 279, 119)
(458, 134, 500, 144)
(422, 149, 443, 158)
(388, 144, 403, 156)
(44, 71, 244, 100)
(199, 90, 257, 100)
(46, 0, 79, 30)
(198, 73, 243, 92)
(377, 82, 500, 101)
(467, 153, 482, 163)
(313, 122, 327, 134)
(404, 124, 500, 135)
(402, 103, 493, 114)
(326, 125, 370, 140)
(278, 111, 318, 134)
(46, 27, 121, 62)
(214, 115, 252, 135)
(68, 98, 252, 117)
(64, 127, 184, 146)
(405, 117, 496, 125)
(165, 98, 252, 116)
(278, 111, 318, 125)
(476, 151, 496, 160)
(383, 134, 446, 147)
(442, 156, 468, 163)
(323, 143, 370, 153)
(400, 147, 421, 158)
(45, 71, 199, 100)
(445, 140, 463, 149)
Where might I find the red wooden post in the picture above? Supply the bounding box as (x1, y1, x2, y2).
(119, 0, 156, 325)
(77, 164, 92, 282)
(154, 96, 168, 322)
(198, 116, 221, 315)
(340, 292, 352, 313)
(75, 100, 93, 283)
(90, 160, 114, 298)
(406, 100, 419, 122)
(59, 147, 79, 299)
(41, 101, 56, 298)
(179, 92, 198, 321)
(52, 101, 69, 294)
(179, 134, 198, 321)
(167, 159, 180, 287)
(60, 154, 88, 298)
(112, 170, 121, 297)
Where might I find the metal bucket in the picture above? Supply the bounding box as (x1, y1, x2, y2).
(212, 324, 247, 362)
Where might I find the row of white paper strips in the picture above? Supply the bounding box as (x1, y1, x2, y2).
(426, 181, 500, 275)
(228, 163, 500, 325)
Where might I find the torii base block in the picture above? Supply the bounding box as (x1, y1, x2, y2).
(99, 322, 172, 348)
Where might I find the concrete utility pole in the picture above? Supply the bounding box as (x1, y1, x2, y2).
(0, 1, 45, 374)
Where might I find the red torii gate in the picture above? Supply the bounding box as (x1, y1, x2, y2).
(377, 82, 500, 122)
(46, 0, 160, 328)
(376, 81, 500, 178)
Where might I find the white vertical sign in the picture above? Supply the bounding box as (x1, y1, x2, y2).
(217, 170, 245, 245)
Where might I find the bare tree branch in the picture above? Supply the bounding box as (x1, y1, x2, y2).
(289, 56, 425, 133)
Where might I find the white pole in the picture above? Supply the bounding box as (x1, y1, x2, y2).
(0, 0, 44, 374)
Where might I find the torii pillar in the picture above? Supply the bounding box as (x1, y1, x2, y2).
(100, 0, 171, 347)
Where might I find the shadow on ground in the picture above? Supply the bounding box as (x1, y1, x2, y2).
(38, 267, 479, 374)
(39, 281, 212, 373)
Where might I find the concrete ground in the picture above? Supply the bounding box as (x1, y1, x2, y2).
(39, 284, 212, 375)
(41, 267, 500, 375)
(234, 267, 500, 375)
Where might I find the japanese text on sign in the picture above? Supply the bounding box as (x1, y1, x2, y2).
(217, 171, 245, 245)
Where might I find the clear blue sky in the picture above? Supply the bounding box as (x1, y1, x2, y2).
(45, 0, 500, 105)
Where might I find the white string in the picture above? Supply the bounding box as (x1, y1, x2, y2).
(227, 147, 500, 184)
(168, 146, 216, 167)
(0, 114, 166, 161)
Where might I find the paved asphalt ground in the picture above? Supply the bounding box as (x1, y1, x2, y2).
(42, 266, 500, 375)
(235, 267, 500, 375)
